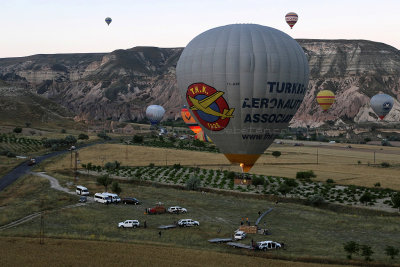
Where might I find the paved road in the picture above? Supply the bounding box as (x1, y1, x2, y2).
(0, 142, 102, 191)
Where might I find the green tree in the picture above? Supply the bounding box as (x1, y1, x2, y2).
(296, 170, 316, 180)
(13, 127, 22, 134)
(86, 162, 93, 173)
(186, 175, 201, 190)
(277, 184, 292, 196)
(385, 246, 399, 260)
(64, 135, 77, 145)
(132, 135, 144, 143)
(61, 129, 66, 133)
(78, 133, 89, 140)
(361, 245, 374, 261)
(343, 241, 359, 259)
(359, 192, 373, 205)
(97, 175, 113, 191)
(111, 181, 122, 195)
(272, 151, 281, 158)
(391, 192, 400, 211)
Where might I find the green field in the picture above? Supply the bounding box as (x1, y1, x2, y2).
(1, 174, 399, 265)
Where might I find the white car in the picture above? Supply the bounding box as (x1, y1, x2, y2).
(168, 206, 187, 214)
(257, 241, 282, 250)
(177, 219, 199, 227)
(234, 230, 247, 240)
(118, 220, 140, 228)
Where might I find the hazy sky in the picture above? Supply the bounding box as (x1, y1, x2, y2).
(1, 0, 399, 58)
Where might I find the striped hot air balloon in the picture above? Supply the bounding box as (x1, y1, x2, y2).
(316, 90, 335, 111)
(195, 131, 212, 143)
(285, 12, 298, 29)
(181, 106, 202, 134)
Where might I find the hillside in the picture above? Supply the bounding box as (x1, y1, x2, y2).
(0, 86, 77, 128)
(0, 40, 399, 128)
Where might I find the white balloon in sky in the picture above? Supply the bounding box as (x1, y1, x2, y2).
(146, 105, 165, 125)
(176, 24, 309, 172)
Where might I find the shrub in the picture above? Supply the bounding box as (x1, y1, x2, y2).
(226, 171, 236, 180)
(296, 170, 316, 180)
(132, 135, 144, 143)
(361, 245, 374, 261)
(13, 127, 22, 133)
(272, 151, 281, 158)
(64, 135, 77, 145)
(172, 164, 181, 169)
(277, 184, 292, 196)
(252, 176, 265, 186)
(381, 162, 391, 168)
(61, 129, 66, 133)
(343, 241, 360, 259)
(359, 192, 373, 204)
(105, 161, 121, 170)
(391, 192, 400, 211)
(97, 132, 111, 140)
(385, 245, 399, 260)
(149, 163, 155, 167)
(374, 182, 381, 187)
(284, 179, 298, 187)
(78, 133, 89, 140)
(326, 179, 335, 184)
(307, 195, 325, 206)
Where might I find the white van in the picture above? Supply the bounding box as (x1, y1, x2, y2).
(94, 193, 110, 204)
(102, 192, 121, 203)
(76, 185, 89, 196)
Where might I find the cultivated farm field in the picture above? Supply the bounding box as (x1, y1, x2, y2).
(44, 143, 400, 191)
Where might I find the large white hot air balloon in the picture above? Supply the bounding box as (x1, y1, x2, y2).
(370, 94, 394, 120)
(146, 105, 165, 125)
(176, 24, 309, 172)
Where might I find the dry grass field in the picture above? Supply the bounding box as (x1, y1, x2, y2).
(0, 237, 355, 267)
(43, 143, 400, 191)
(2, 174, 399, 265)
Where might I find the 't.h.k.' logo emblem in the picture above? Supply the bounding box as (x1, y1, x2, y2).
(186, 83, 234, 131)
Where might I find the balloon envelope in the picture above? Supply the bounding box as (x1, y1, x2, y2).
(370, 94, 394, 120)
(105, 17, 112, 25)
(285, 12, 298, 29)
(181, 106, 202, 134)
(146, 105, 165, 125)
(316, 90, 335, 111)
(195, 131, 212, 142)
(176, 24, 309, 172)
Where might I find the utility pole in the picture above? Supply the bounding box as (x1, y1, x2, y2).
(374, 151, 376, 164)
(317, 148, 319, 165)
(74, 150, 79, 182)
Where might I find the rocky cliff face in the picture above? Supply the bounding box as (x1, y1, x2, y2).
(0, 40, 399, 127)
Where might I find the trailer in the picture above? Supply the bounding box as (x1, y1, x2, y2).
(145, 202, 166, 215)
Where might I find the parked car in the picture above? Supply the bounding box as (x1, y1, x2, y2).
(122, 197, 141, 205)
(256, 241, 282, 250)
(118, 220, 140, 228)
(329, 140, 336, 144)
(76, 185, 89, 196)
(78, 196, 87, 203)
(102, 192, 121, 203)
(177, 219, 199, 227)
(179, 135, 188, 140)
(167, 206, 187, 214)
(234, 230, 247, 240)
(27, 158, 36, 166)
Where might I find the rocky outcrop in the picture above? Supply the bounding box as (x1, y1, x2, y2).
(0, 40, 399, 127)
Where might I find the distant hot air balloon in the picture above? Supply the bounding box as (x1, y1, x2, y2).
(105, 17, 112, 26)
(181, 106, 202, 134)
(176, 24, 309, 172)
(195, 131, 212, 142)
(370, 94, 394, 120)
(285, 12, 298, 29)
(146, 105, 165, 125)
(316, 90, 335, 111)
